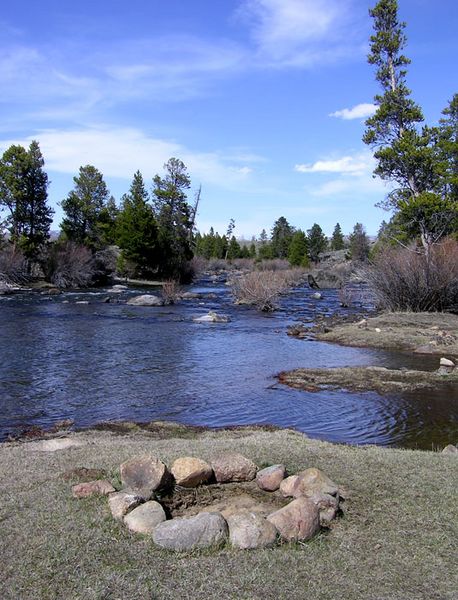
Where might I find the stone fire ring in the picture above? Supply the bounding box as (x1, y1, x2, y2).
(71, 452, 343, 552)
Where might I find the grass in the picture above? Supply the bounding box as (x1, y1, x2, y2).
(1, 426, 457, 599)
(317, 311, 458, 357)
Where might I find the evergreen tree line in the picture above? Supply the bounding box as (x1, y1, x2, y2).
(195, 217, 371, 265)
(0, 152, 197, 282)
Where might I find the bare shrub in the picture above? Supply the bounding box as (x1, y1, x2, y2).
(161, 279, 181, 304)
(230, 258, 255, 271)
(43, 242, 95, 289)
(360, 238, 458, 312)
(231, 270, 291, 311)
(189, 255, 207, 277)
(338, 284, 354, 307)
(256, 259, 290, 271)
(0, 245, 30, 284)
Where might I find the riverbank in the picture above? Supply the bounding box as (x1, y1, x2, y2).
(1, 425, 456, 599)
(315, 311, 458, 357)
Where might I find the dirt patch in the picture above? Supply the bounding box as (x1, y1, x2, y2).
(278, 365, 458, 394)
(312, 311, 458, 356)
(160, 480, 287, 519)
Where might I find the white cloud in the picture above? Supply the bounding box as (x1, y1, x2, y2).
(330, 103, 377, 120)
(237, 0, 357, 66)
(295, 153, 372, 176)
(0, 127, 257, 188)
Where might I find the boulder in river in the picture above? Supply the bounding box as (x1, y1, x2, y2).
(127, 294, 163, 306)
(193, 311, 230, 323)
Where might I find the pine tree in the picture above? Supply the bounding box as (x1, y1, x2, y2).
(330, 222, 345, 250)
(227, 235, 241, 260)
(116, 171, 158, 276)
(288, 230, 309, 266)
(349, 223, 370, 262)
(307, 223, 327, 262)
(61, 165, 110, 248)
(271, 216, 294, 258)
(152, 158, 194, 279)
(0, 141, 53, 260)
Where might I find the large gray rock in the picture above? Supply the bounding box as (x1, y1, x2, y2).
(307, 491, 339, 525)
(256, 464, 286, 492)
(127, 294, 163, 306)
(124, 501, 166, 534)
(227, 512, 278, 549)
(291, 468, 339, 498)
(108, 491, 143, 520)
(267, 497, 320, 542)
(153, 512, 228, 551)
(279, 475, 300, 497)
(120, 455, 171, 493)
(171, 457, 213, 488)
(211, 453, 258, 483)
(441, 444, 458, 454)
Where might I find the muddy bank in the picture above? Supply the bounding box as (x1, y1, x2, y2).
(291, 311, 458, 357)
(278, 365, 458, 395)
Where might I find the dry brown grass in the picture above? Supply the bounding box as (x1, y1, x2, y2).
(0, 426, 457, 600)
(317, 311, 458, 357)
(231, 269, 305, 311)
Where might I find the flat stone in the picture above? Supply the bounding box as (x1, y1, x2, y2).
(120, 455, 171, 493)
(124, 501, 166, 534)
(108, 491, 143, 520)
(153, 512, 228, 551)
(26, 438, 84, 452)
(291, 468, 339, 498)
(211, 453, 258, 483)
(267, 497, 320, 542)
(127, 294, 163, 306)
(279, 475, 300, 497)
(171, 457, 213, 488)
(227, 512, 278, 549)
(256, 464, 286, 492)
(72, 479, 115, 498)
(441, 444, 458, 454)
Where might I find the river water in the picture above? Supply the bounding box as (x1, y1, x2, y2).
(0, 276, 456, 448)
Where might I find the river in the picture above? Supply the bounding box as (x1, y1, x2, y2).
(1, 275, 456, 448)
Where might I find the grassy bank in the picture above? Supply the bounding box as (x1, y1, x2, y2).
(316, 312, 458, 357)
(1, 426, 457, 599)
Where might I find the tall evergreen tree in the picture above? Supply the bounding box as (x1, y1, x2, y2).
(61, 165, 110, 249)
(307, 223, 327, 262)
(152, 158, 194, 279)
(349, 223, 370, 262)
(330, 222, 345, 250)
(363, 0, 456, 252)
(288, 230, 309, 266)
(116, 171, 158, 275)
(271, 216, 294, 258)
(0, 141, 53, 260)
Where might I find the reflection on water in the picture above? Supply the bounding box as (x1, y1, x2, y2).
(0, 278, 456, 448)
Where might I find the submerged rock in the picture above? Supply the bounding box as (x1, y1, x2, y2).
(127, 294, 163, 306)
(193, 311, 230, 323)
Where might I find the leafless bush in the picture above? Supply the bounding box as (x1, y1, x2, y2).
(231, 270, 292, 311)
(230, 258, 255, 271)
(161, 279, 181, 304)
(189, 255, 207, 277)
(0, 245, 30, 284)
(43, 242, 95, 289)
(338, 284, 354, 307)
(256, 259, 291, 271)
(360, 239, 458, 312)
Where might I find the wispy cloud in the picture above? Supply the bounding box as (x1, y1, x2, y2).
(330, 103, 376, 120)
(236, 0, 359, 66)
(295, 152, 372, 176)
(0, 126, 257, 188)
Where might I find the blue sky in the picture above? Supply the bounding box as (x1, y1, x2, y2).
(1, 0, 457, 238)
